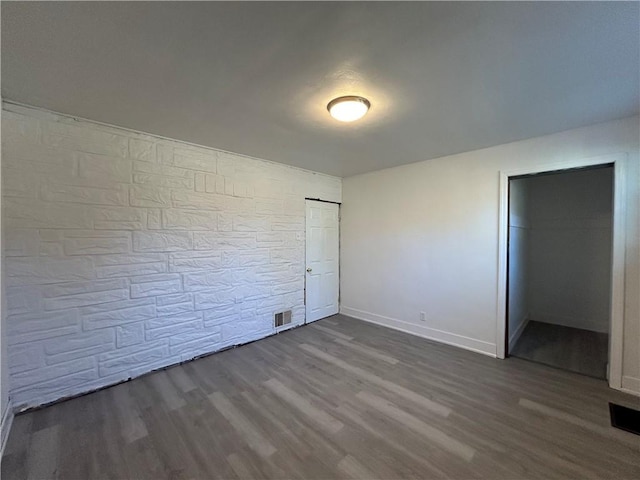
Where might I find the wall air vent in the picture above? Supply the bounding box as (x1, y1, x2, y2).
(275, 310, 292, 328)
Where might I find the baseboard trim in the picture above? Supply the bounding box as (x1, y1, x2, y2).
(527, 312, 608, 334)
(340, 306, 496, 357)
(620, 376, 640, 397)
(508, 315, 530, 352)
(1, 398, 14, 459)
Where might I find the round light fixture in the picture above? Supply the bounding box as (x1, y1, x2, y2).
(327, 96, 370, 122)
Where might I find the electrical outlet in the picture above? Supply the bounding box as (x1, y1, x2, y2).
(420, 311, 426, 322)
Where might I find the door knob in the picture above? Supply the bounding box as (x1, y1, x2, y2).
(306, 267, 312, 272)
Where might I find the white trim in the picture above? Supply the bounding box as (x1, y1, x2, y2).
(526, 313, 608, 334)
(341, 306, 496, 357)
(620, 376, 640, 397)
(508, 316, 530, 352)
(1, 398, 14, 459)
(496, 153, 628, 393)
(609, 158, 627, 389)
(497, 171, 508, 359)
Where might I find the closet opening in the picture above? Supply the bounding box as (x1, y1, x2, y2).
(506, 164, 614, 379)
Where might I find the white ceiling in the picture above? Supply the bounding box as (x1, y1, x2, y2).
(2, 2, 638, 177)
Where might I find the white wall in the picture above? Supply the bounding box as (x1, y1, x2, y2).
(527, 167, 613, 333)
(508, 178, 529, 350)
(1, 103, 341, 409)
(340, 115, 640, 393)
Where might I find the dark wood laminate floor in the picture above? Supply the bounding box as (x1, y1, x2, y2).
(510, 320, 609, 379)
(2, 315, 639, 479)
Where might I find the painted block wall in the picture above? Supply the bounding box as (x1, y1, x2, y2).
(1, 103, 341, 409)
(507, 178, 529, 350)
(340, 115, 640, 394)
(527, 167, 613, 333)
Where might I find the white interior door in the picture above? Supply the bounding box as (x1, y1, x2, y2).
(305, 200, 339, 323)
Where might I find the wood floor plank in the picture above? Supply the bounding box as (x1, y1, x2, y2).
(310, 324, 354, 341)
(333, 336, 400, 365)
(518, 397, 638, 447)
(120, 436, 167, 480)
(356, 390, 476, 462)
(167, 402, 237, 479)
(139, 404, 203, 479)
(227, 451, 267, 480)
(511, 321, 608, 379)
(337, 452, 397, 479)
(146, 370, 187, 411)
(209, 391, 278, 458)
(109, 382, 149, 444)
(3, 413, 32, 458)
(3, 315, 638, 479)
(299, 343, 453, 417)
(263, 378, 344, 434)
(26, 425, 60, 480)
(331, 404, 452, 479)
(166, 364, 199, 393)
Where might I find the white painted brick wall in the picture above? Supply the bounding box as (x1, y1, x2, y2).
(2, 103, 342, 409)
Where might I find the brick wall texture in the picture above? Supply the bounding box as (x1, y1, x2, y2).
(2, 103, 342, 409)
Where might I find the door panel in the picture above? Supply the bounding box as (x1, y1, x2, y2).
(305, 200, 339, 323)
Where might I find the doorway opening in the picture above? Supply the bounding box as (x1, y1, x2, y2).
(506, 165, 614, 379)
(304, 199, 340, 324)
(497, 154, 627, 389)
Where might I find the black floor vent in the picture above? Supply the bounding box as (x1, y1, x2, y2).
(609, 403, 640, 436)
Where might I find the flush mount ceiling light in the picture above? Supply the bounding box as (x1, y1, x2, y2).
(327, 96, 371, 122)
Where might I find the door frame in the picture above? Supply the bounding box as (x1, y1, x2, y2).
(304, 198, 341, 324)
(496, 153, 628, 390)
